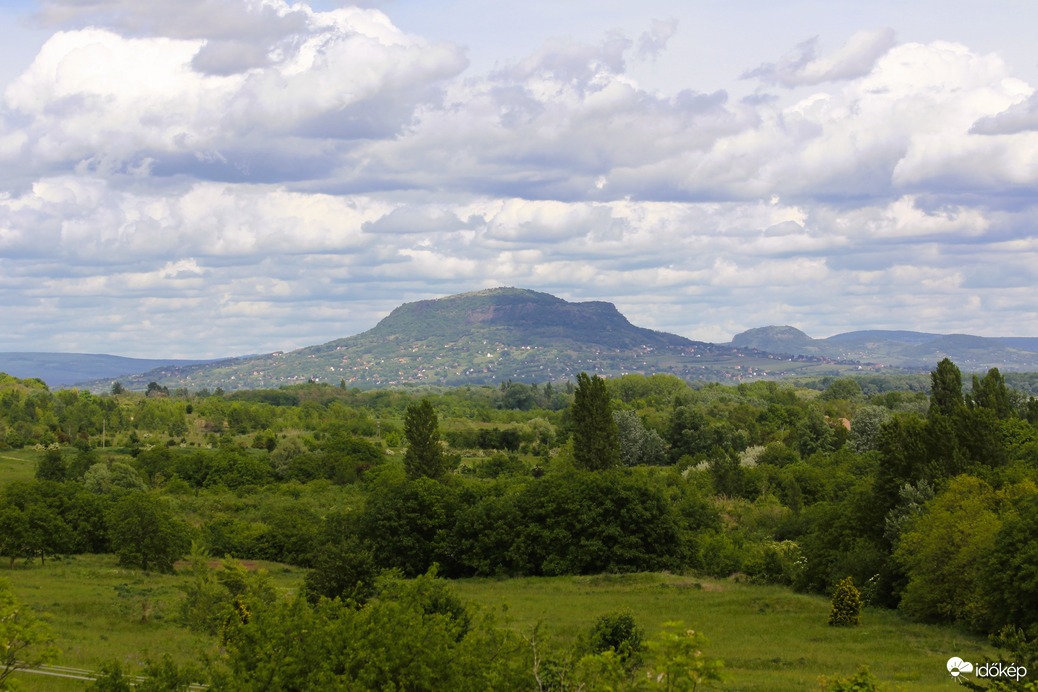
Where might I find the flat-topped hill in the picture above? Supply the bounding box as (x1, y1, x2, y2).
(78, 288, 842, 391)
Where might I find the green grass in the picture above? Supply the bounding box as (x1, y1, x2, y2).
(2, 554, 306, 690)
(0, 448, 38, 484)
(454, 572, 994, 691)
(3, 558, 995, 691)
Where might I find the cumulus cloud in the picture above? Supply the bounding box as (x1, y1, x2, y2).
(362, 205, 476, 235)
(34, 0, 309, 42)
(3, 4, 1038, 356)
(341, 29, 744, 201)
(1, 4, 466, 182)
(971, 92, 1038, 135)
(743, 28, 896, 87)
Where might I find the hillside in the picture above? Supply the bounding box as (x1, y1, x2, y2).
(730, 326, 1038, 371)
(0, 352, 218, 387)
(79, 288, 854, 392)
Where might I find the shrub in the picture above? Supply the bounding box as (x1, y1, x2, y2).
(828, 576, 862, 627)
(817, 665, 881, 691)
(588, 610, 644, 668)
(302, 537, 379, 605)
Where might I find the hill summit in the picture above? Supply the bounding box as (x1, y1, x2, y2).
(327, 287, 694, 352)
(82, 288, 832, 391)
(731, 326, 815, 352)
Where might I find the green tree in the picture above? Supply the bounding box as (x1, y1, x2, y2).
(793, 408, 836, 457)
(970, 367, 1012, 419)
(179, 545, 277, 637)
(34, 449, 66, 482)
(404, 399, 445, 480)
(572, 373, 619, 471)
(849, 406, 890, 454)
(302, 537, 379, 605)
(820, 378, 864, 403)
(614, 410, 666, 467)
(0, 578, 58, 689)
(84, 462, 147, 495)
(216, 570, 528, 691)
(22, 505, 71, 566)
(107, 493, 190, 572)
(928, 358, 965, 419)
(828, 576, 862, 627)
(0, 507, 26, 568)
(894, 475, 1003, 630)
(360, 471, 459, 576)
(984, 492, 1038, 632)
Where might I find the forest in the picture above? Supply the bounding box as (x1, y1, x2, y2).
(0, 361, 1036, 690)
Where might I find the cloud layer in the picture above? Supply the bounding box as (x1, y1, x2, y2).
(2, 0, 1037, 358)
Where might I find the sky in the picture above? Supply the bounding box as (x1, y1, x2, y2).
(2, 0, 1038, 359)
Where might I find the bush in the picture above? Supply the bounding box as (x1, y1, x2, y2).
(474, 453, 528, 479)
(588, 610, 644, 668)
(817, 665, 881, 691)
(302, 537, 379, 605)
(828, 576, 862, 627)
(746, 541, 802, 586)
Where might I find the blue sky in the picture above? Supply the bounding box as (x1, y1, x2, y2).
(1, 0, 1038, 358)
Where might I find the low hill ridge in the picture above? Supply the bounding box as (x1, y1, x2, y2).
(0, 352, 219, 387)
(728, 326, 1038, 370)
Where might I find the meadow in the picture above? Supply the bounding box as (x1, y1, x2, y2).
(4, 557, 992, 690)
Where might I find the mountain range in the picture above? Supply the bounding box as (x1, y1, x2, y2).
(4, 288, 1037, 391)
(0, 352, 215, 387)
(729, 325, 1038, 370)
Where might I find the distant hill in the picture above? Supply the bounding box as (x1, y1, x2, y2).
(77, 288, 853, 392)
(0, 352, 218, 388)
(23, 290, 1037, 393)
(729, 327, 1038, 371)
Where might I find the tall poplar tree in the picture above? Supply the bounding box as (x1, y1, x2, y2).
(571, 372, 620, 471)
(928, 358, 964, 419)
(971, 367, 1011, 419)
(404, 399, 445, 479)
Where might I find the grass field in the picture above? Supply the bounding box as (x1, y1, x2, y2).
(4, 559, 993, 691)
(453, 572, 994, 691)
(0, 448, 38, 485)
(2, 554, 306, 691)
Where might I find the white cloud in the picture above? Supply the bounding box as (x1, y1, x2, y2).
(1, 5, 466, 179)
(2, 3, 1038, 357)
(637, 18, 678, 60)
(743, 28, 897, 88)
